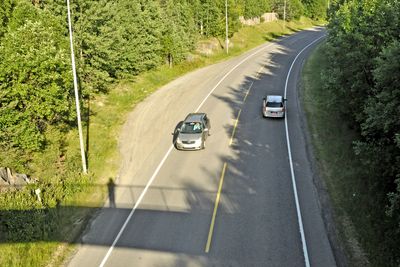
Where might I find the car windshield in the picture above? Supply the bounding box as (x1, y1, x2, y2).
(266, 101, 283, 108)
(180, 122, 203, 134)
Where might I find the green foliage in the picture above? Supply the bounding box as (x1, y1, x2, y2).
(0, 0, 15, 38)
(0, 173, 91, 243)
(288, 0, 305, 19)
(323, 0, 400, 264)
(70, 0, 117, 95)
(110, 0, 164, 76)
(271, 0, 305, 20)
(227, 0, 242, 36)
(242, 0, 272, 18)
(0, 10, 73, 151)
(199, 0, 223, 36)
(161, 0, 196, 66)
(187, 0, 242, 37)
(303, 43, 370, 266)
(387, 175, 400, 237)
(362, 41, 400, 141)
(301, 0, 327, 19)
(6, 0, 39, 31)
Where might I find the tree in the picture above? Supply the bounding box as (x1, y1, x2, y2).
(242, 0, 272, 19)
(323, 0, 400, 263)
(161, 0, 196, 67)
(207, 0, 223, 36)
(112, 0, 163, 74)
(271, 0, 304, 20)
(301, 0, 327, 20)
(0, 14, 73, 151)
(363, 42, 400, 244)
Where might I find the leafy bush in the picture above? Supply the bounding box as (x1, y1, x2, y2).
(323, 0, 400, 264)
(0, 12, 73, 151)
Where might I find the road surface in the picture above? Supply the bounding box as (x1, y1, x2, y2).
(67, 27, 336, 267)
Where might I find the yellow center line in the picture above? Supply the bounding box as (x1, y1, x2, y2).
(243, 65, 263, 102)
(204, 66, 264, 253)
(243, 81, 253, 102)
(205, 162, 228, 253)
(229, 109, 242, 146)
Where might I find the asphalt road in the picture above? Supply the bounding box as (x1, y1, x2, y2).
(67, 27, 336, 267)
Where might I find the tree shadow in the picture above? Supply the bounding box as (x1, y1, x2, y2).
(0, 28, 333, 267)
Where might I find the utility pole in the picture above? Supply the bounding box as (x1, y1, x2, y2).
(225, 0, 229, 54)
(283, 0, 286, 29)
(67, 0, 87, 174)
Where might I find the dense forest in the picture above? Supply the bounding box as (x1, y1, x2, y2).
(324, 0, 400, 264)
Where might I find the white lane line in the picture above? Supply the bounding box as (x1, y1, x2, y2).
(99, 146, 173, 267)
(284, 34, 325, 267)
(99, 34, 282, 267)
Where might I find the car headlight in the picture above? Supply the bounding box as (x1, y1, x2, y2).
(176, 137, 182, 144)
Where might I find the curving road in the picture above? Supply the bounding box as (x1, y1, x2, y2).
(67, 27, 336, 267)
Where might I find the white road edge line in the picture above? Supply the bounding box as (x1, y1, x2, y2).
(284, 34, 325, 267)
(98, 35, 281, 267)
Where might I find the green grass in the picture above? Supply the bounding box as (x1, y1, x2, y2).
(301, 43, 388, 266)
(0, 18, 320, 266)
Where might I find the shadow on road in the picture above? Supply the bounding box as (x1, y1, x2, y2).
(0, 29, 333, 267)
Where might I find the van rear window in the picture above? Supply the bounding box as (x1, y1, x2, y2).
(266, 102, 283, 108)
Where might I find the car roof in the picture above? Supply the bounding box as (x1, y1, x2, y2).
(266, 95, 283, 102)
(184, 113, 206, 122)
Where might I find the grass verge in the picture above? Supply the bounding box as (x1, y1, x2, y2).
(301, 43, 376, 266)
(0, 18, 322, 266)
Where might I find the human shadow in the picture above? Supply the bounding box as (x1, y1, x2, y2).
(107, 178, 116, 208)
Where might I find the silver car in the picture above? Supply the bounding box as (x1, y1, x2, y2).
(175, 113, 211, 150)
(262, 95, 286, 118)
